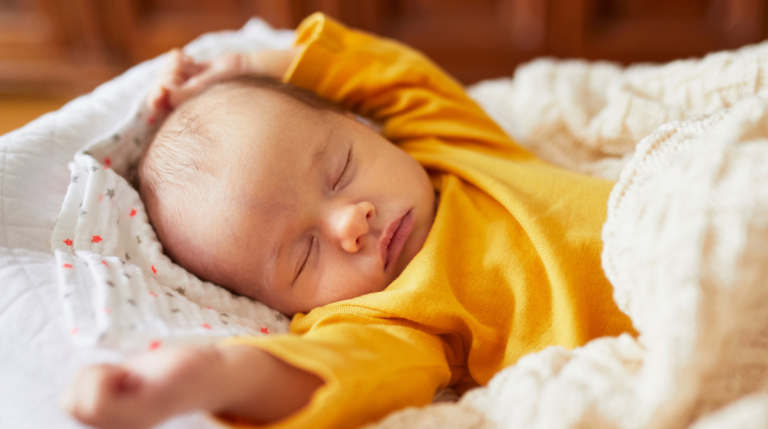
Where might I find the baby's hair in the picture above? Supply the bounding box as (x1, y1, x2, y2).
(137, 74, 343, 282)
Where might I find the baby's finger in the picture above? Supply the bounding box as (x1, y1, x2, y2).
(179, 57, 207, 80)
(146, 85, 172, 113)
(165, 49, 206, 80)
(169, 79, 206, 106)
(180, 53, 243, 92)
(158, 49, 198, 81)
(159, 49, 185, 74)
(168, 71, 220, 107)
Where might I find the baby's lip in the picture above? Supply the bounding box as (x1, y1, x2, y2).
(379, 209, 414, 271)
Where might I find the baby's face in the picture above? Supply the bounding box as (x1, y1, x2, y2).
(176, 87, 436, 315)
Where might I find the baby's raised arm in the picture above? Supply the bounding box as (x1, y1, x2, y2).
(62, 344, 323, 429)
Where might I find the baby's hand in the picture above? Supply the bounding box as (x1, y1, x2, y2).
(63, 343, 323, 428)
(61, 345, 224, 429)
(146, 49, 247, 113)
(147, 47, 300, 114)
(147, 49, 201, 113)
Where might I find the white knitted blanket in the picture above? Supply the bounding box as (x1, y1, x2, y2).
(365, 44, 768, 429)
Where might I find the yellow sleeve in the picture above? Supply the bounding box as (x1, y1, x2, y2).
(215, 323, 451, 429)
(284, 13, 532, 159)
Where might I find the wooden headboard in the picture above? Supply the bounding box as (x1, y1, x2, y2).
(1, 0, 766, 95)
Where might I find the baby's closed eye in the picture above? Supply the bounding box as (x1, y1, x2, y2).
(333, 145, 354, 191)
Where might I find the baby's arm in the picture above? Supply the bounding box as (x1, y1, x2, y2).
(62, 344, 323, 429)
(284, 14, 533, 160)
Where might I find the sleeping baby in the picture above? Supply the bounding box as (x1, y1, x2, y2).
(62, 13, 636, 429)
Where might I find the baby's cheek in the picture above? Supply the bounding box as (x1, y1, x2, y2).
(323, 259, 387, 302)
(358, 260, 391, 296)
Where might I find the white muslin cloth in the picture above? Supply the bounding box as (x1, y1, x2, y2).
(48, 20, 295, 351)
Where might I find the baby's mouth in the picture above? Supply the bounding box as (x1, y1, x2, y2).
(379, 209, 414, 271)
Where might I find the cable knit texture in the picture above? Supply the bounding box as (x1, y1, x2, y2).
(365, 42, 768, 429)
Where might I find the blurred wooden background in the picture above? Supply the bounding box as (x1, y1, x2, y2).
(2, 0, 767, 133)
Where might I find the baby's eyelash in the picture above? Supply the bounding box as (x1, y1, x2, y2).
(333, 147, 353, 190)
(297, 236, 315, 279)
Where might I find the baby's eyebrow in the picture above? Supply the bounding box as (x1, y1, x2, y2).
(265, 241, 280, 291)
(311, 125, 335, 166)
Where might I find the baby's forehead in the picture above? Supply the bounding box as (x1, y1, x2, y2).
(152, 82, 348, 194)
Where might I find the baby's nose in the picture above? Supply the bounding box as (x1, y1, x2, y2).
(332, 202, 375, 253)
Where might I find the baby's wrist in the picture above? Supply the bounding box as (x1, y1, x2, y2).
(189, 346, 244, 413)
(244, 48, 300, 78)
(209, 345, 271, 411)
(141, 345, 233, 417)
(208, 345, 323, 424)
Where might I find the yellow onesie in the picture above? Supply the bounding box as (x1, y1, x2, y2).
(220, 13, 636, 429)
